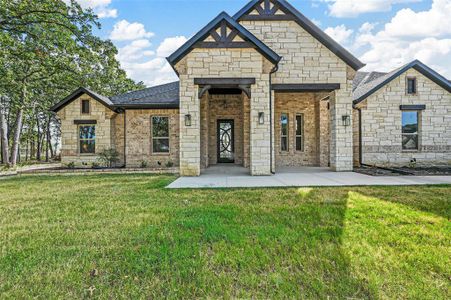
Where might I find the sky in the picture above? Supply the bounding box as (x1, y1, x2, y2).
(74, 0, 451, 87)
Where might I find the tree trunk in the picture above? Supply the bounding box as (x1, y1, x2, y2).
(46, 115, 51, 161)
(10, 83, 26, 167)
(36, 114, 41, 161)
(10, 108, 23, 166)
(0, 97, 10, 166)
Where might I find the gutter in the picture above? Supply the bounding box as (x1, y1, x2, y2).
(269, 63, 279, 174)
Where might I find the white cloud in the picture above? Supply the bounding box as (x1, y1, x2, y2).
(359, 22, 377, 33)
(355, 0, 451, 77)
(115, 35, 188, 86)
(97, 8, 117, 18)
(156, 36, 188, 57)
(110, 20, 154, 41)
(64, 0, 117, 18)
(325, 25, 353, 44)
(324, 0, 420, 18)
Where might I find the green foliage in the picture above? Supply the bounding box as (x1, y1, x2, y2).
(66, 162, 75, 169)
(97, 148, 119, 168)
(0, 175, 449, 299)
(0, 0, 144, 166)
(165, 160, 174, 168)
(91, 161, 101, 169)
(140, 160, 148, 168)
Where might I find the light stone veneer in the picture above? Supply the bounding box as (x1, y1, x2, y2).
(57, 95, 117, 166)
(355, 68, 451, 166)
(175, 48, 274, 176)
(240, 20, 355, 171)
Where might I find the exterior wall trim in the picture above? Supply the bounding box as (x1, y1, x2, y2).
(399, 105, 426, 110)
(272, 83, 340, 92)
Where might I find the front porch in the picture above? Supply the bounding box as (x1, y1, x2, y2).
(167, 164, 451, 188)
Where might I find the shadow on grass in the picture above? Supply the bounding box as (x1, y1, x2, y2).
(352, 185, 451, 220)
(114, 188, 374, 298)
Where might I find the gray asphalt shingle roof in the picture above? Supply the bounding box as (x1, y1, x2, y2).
(110, 81, 179, 108)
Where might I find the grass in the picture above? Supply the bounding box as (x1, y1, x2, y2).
(0, 174, 449, 299)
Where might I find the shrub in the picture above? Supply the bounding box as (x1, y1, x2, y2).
(92, 162, 101, 169)
(67, 162, 75, 169)
(140, 160, 148, 168)
(165, 161, 174, 168)
(97, 148, 120, 168)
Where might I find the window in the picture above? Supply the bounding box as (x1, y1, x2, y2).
(402, 111, 419, 150)
(81, 100, 90, 114)
(280, 113, 288, 151)
(407, 77, 417, 94)
(79, 125, 95, 154)
(295, 114, 303, 151)
(152, 116, 170, 153)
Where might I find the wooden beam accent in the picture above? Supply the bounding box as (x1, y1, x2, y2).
(238, 84, 252, 98)
(399, 105, 426, 110)
(226, 28, 239, 42)
(74, 120, 97, 125)
(254, 3, 265, 15)
(240, 14, 296, 21)
(272, 83, 341, 92)
(194, 78, 256, 85)
(209, 29, 221, 42)
(196, 41, 255, 48)
(198, 85, 212, 98)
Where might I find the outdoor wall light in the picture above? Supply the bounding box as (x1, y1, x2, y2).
(185, 114, 192, 126)
(258, 112, 265, 124)
(342, 115, 351, 127)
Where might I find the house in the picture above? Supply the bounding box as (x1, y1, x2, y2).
(50, 0, 451, 176)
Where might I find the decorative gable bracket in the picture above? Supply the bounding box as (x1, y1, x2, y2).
(237, 0, 296, 21)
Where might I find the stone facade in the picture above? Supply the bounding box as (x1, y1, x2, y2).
(57, 95, 117, 166)
(274, 92, 329, 167)
(125, 109, 179, 168)
(355, 68, 451, 166)
(240, 20, 354, 171)
(175, 48, 273, 176)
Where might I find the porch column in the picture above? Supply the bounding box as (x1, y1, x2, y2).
(329, 88, 353, 171)
(250, 75, 271, 175)
(179, 75, 201, 176)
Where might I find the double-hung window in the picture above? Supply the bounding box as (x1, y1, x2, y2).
(402, 111, 419, 150)
(79, 125, 96, 154)
(280, 113, 289, 151)
(295, 114, 303, 151)
(152, 116, 170, 153)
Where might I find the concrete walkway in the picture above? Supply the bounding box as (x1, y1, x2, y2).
(167, 165, 451, 189)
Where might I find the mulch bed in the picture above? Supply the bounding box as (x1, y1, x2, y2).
(355, 165, 451, 176)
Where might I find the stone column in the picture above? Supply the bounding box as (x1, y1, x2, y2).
(249, 75, 272, 175)
(179, 75, 201, 176)
(329, 87, 353, 171)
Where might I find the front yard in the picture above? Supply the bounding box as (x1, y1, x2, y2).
(0, 174, 449, 299)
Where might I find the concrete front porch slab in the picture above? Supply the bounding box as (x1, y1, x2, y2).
(166, 166, 451, 189)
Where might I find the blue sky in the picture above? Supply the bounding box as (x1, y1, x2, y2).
(76, 0, 451, 86)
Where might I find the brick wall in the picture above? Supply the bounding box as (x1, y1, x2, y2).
(356, 68, 451, 166)
(125, 109, 180, 168)
(274, 92, 329, 167)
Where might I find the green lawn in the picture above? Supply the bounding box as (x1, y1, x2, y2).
(0, 174, 449, 299)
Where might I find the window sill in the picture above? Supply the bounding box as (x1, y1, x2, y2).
(78, 153, 97, 156)
(151, 152, 171, 156)
(402, 150, 420, 153)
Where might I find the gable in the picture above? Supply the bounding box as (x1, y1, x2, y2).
(167, 12, 281, 68)
(234, 0, 364, 70)
(353, 60, 451, 105)
(50, 88, 113, 113)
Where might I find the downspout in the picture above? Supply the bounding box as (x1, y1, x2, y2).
(269, 63, 279, 174)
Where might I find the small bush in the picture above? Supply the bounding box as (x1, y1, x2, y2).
(140, 160, 148, 168)
(98, 148, 120, 168)
(92, 162, 101, 169)
(67, 162, 75, 169)
(165, 161, 174, 168)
